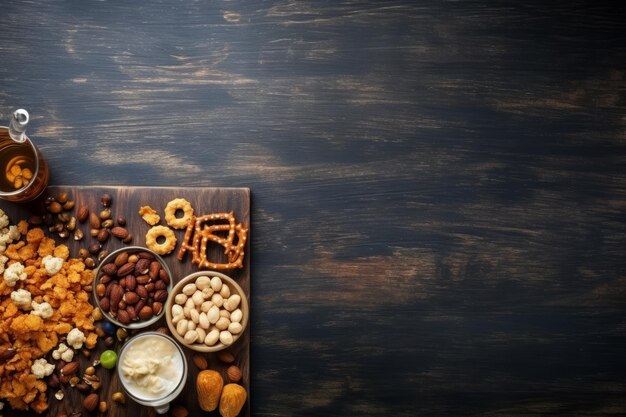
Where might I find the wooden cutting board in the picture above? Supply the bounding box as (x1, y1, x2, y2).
(1, 186, 251, 417)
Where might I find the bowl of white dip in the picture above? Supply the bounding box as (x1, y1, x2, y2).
(116, 332, 188, 414)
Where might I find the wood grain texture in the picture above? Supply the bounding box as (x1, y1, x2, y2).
(1, 186, 250, 417)
(0, 0, 625, 415)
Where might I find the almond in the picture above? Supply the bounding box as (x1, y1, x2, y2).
(83, 393, 99, 412)
(170, 405, 189, 417)
(61, 361, 79, 376)
(88, 242, 101, 255)
(154, 289, 168, 303)
(114, 251, 129, 267)
(217, 351, 235, 364)
(100, 263, 117, 276)
(135, 258, 151, 275)
(127, 305, 137, 320)
(136, 285, 148, 299)
(117, 309, 130, 325)
(96, 228, 110, 242)
(192, 354, 208, 370)
(136, 274, 150, 285)
(89, 212, 101, 229)
(159, 268, 170, 284)
(137, 251, 155, 260)
(227, 365, 242, 382)
(149, 261, 161, 280)
(110, 284, 124, 308)
(99, 297, 110, 312)
(116, 262, 135, 277)
(111, 226, 129, 239)
(76, 206, 89, 223)
(126, 275, 137, 291)
(135, 299, 146, 313)
(0, 348, 17, 363)
(48, 373, 60, 388)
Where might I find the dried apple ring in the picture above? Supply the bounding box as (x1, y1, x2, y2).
(164, 198, 194, 229)
(145, 225, 177, 255)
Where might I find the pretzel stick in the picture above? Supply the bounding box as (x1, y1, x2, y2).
(227, 224, 248, 264)
(178, 211, 248, 270)
(198, 223, 247, 270)
(177, 215, 197, 261)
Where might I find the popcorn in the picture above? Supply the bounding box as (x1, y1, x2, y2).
(67, 328, 86, 350)
(0, 255, 8, 275)
(0, 209, 8, 229)
(0, 225, 20, 254)
(42, 255, 63, 275)
(51, 343, 74, 362)
(10, 289, 32, 310)
(2, 262, 27, 287)
(30, 301, 53, 319)
(0, 214, 21, 271)
(30, 359, 54, 379)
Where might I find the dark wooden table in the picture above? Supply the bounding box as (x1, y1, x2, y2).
(1, 1, 625, 416)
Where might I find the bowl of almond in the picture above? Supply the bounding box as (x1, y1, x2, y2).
(93, 246, 173, 329)
(165, 271, 249, 352)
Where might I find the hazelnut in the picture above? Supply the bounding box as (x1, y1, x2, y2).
(227, 365, 242, 382)
(48, 201, 62, 214)
(88, 243, 101, 255)
(112, 391, 126, 404)
(100, 193, 112, 207)
(99, 208, 111, 220)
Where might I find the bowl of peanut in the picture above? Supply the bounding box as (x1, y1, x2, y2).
(93, 246, 173, 329)
(164, 271, 249, 352)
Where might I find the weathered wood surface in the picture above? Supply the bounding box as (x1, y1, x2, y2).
(1, 186, 251, 417)
(1, 0, 625, 415)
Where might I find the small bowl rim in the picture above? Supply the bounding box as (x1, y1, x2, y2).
(165, 270, 249, 352)
(93, 246, 173, 329)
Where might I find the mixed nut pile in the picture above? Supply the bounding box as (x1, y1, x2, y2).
(95, 250, 170, 325)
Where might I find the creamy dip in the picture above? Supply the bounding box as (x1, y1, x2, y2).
(119, 335, 184, 401)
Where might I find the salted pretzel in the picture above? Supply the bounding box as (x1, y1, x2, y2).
(177, 211, 248, 270)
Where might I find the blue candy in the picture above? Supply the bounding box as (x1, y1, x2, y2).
(101, 321, 117, 335)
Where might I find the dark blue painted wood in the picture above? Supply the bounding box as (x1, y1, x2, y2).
(1, 0, 625, 415)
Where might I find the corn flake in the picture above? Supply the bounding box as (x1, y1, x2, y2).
(0, 224, 96, 413)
